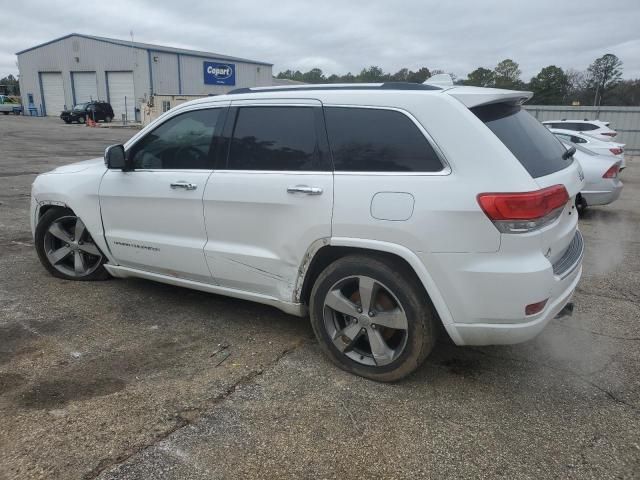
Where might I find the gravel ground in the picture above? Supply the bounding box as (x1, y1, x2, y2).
(0, 116, 638, 479)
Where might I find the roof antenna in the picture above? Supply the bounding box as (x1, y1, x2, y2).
(424, 73, 453, 87)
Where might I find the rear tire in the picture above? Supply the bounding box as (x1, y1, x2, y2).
(105, 116, 113, 123)
(576, 194, 587, 216)
(309, 255, 437, 382)
(35, 208, 110, 281)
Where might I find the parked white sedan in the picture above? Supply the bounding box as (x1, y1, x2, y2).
(549, 128, 626, 169)
(559, 139, 623, 211)
(543, 119, 617, 141)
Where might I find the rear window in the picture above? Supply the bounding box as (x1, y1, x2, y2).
(472, 103, 572, 178)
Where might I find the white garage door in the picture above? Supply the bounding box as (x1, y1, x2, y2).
(40, 72, 65, 116)
(107, 71, 135, 122)
(73, 72, 98, 104)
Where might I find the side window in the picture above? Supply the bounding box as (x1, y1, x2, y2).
(129, 108, 220, 169)
(571, 135, 587, 144)
(324, 107, 443, 172)
(226, 106, 329, 171)
(580, 123, 598, 131)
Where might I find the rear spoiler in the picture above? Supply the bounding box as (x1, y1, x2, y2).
(443, 86, 533, 109)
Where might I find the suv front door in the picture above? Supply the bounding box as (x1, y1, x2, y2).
(100, 105, 227, 282)
(203, 100, 334, 301)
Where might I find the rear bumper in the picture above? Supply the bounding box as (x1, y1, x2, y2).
(582, 180, 623, 206)
(420, 230, 584, 346)
(451, 264, 581, 345)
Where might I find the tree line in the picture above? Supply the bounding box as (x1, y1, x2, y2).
(276, 54, 638, 106)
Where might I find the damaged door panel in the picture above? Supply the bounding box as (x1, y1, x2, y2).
(202, 100, 334, 301)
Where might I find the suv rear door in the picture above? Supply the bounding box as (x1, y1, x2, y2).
(203, 99, 333, 300)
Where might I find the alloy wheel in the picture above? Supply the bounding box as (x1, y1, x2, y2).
(323, 275, 409, 367)
(43, 216, 103, 277)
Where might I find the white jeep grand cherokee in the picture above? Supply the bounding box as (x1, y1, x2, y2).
(31, 82, 585, 381)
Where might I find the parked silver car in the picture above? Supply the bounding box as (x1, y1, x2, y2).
(560, 139, 623, 212)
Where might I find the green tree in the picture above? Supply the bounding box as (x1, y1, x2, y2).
(606, 79, 640, 106)
(390, 68, 409, 82)
(301, 68, 325, 84)
(465, 67, 495, 87)
(0, 74, 19, 95)
(493, 59, 524, 89)
(588, 53, 623, 106)
(357, 66, 387, 82)
(406, 67, 431, 83)
(529, 66, 569, 104)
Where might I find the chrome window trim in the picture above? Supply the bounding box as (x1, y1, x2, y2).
(115, 169, 215, 174)
(322, 103, 452, 176)
(213, 170, 333, 175)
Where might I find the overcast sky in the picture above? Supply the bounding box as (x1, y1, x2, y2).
(2, 0, 640, 81)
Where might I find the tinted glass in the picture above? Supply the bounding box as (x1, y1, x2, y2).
(579, 123, 598, 131)
(324, 107, 443, 172)
(571, 135, 587, 144)
(129, 109, 220, 169)
(227, 106, 327, 171)
(472, 103, 571, 178)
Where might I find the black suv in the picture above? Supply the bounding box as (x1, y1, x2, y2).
(60, 101, 114, 124)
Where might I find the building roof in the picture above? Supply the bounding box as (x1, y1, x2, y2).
(16, 33, 272, 66)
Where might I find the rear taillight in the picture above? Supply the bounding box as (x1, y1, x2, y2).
(602, 132, 617, 137)
(477, 185, 569, 234)
(602, 164, 619, 179)
(609, 147, 623, 155)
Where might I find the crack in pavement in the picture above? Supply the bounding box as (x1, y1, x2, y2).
(467, 348, 638, 413)
(576, 287, 640, 305)
(554, 322, 640, 342)
(83, 338, 310, 480)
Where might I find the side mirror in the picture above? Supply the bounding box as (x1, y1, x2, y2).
(104, 144, 127, 169)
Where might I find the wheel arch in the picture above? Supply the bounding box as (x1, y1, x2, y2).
(297, 238, 463, 344)
(34, 199, 116, 264)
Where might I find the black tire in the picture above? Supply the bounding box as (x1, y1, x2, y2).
(77, 116, 85, 124)
(2, 111, 9, 115)
(309, 255, 437, 382)
(35, 207, 110, 281)
(575, 194, 587, 216)
(105, 116, 113, 123)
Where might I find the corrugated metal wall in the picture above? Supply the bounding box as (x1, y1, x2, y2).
(525, 105, 640, 153)
(18, 36, 149, 116)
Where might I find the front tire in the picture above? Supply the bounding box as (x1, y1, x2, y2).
(35, 208, 110, 281)
(77, 116, 85, 124)
(310, 255, 437, 382)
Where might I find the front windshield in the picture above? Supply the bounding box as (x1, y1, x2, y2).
(73, 103, 88, 111)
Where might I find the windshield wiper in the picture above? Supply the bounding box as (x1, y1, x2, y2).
(562, 145, 576, 160)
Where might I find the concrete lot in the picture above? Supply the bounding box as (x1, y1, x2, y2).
(0, 115, 638, 479)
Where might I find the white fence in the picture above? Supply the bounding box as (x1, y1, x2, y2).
(525, 105, 640, 153)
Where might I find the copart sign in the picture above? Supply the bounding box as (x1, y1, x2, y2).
(203, 62, 236, 86)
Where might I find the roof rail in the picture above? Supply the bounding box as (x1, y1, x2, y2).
(227, 82, 441, 95)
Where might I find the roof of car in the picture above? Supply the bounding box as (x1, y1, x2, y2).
(542, 119, 605, 124)
(187, 83, 533, 109)
(227, 82, 442, 94)
(548, 128, 588, 136)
